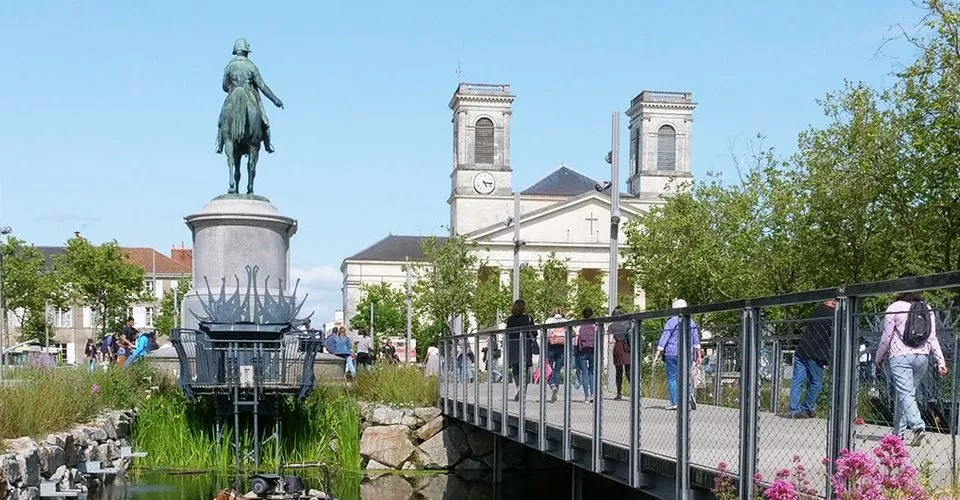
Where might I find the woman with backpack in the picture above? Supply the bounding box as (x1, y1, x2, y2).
(544, 306, 567, 403)
(506, 299, 538, 402)
(875, 280, 947, 447)
(575, 308, 597, 403)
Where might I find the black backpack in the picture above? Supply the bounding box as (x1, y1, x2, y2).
(901, 300, 933, 348)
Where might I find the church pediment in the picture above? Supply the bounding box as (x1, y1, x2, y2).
(466, 192, 644, 245)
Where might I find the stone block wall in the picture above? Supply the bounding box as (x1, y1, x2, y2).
(0, 411, 136, 499)
(357, 402, 541, 473)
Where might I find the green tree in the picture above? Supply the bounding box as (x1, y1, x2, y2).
(412, 235, 478, 347)
(893, 0, 960, 274)
(1, 237, 63, 342)
(153, 276, 191, 337)
(471, 264, 510, 330)
(350, 281, 408, 338)
(569, 271, 606, 319)
(54, 236, 148, 336)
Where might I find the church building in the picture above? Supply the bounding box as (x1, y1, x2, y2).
(340, 83, 696, 329)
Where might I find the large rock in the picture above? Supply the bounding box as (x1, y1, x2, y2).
(17, 487, 39, 500)
(1, 454, 20, 484)
(7, 439, 40, 487)
(365, 460, 391, 470)
(370, 406, 405, 426)
(359, 425, 414, 469)
(417, 425, 470, 469)
(413, 407, 440, 422)
(359, 474, 413, 500)
(38, 445, 65, 475)
(415, 416, 445, 442)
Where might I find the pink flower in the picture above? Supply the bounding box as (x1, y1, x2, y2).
(763, 479, 798, 500)
(90, 384, 101, 394)
(854, 417, 865, 426)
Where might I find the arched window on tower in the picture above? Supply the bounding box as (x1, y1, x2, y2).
(475, 118, 495, 164)
(657, 125, 676, 170)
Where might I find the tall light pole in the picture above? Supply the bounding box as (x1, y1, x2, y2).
(0, 226, 11, 381)
(405, 257, 413, 363)
(597, 112, 622, 394)
(607, 111, 621, 314)
(509, 192, 525, 301)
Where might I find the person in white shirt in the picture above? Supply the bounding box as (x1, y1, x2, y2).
(355, 329, 374, 369)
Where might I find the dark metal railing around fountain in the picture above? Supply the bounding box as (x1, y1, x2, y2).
(169, 265, 321, 470)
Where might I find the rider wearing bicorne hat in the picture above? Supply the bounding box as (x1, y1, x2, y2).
(216, 38, 283, 154)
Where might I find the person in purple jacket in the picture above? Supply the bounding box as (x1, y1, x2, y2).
(653, 299, 701, 410)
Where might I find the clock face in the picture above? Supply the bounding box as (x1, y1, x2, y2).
(473, 172, 496, 194)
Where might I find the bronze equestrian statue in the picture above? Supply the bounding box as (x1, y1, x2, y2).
(216, 38, 283, 195)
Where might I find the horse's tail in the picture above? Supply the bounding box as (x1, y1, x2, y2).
(226, 88, 249, 142)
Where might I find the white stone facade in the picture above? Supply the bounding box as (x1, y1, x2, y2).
(341, 84, 697, 329)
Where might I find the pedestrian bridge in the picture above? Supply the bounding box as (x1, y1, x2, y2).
(438, 272, 960, 499)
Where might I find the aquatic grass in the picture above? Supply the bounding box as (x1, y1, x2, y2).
(135, 384, 363, 473)
(0, 364, 155, 439)
(353, 363, 439, 408)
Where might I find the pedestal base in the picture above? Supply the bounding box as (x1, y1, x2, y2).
(181, 197, 298, 330)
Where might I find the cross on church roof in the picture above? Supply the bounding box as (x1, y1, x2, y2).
(585, 212, 598, 235)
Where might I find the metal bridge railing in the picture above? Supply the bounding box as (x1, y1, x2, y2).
(438, 271, 960, 499)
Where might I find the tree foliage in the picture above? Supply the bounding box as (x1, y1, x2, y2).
(54, 237, 147, 336)
(570, 271, 606, 319)
(624, 1, 960, 310)
(412, 236, 478, 336)
(1, 237, 64, 342)
(471, 265, 510, 330)
(350, 281, 408, 338)
(153, 276, 191, 337)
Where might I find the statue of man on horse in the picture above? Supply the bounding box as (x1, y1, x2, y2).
(216, 38, 284, 195)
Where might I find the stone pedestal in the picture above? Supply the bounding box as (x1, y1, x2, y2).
(181, 196, 298, 330)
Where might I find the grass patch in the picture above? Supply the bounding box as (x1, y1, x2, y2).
(134, 384, 363, 472)
(0, 364, 157, 440)
(353, 364, 439, 408)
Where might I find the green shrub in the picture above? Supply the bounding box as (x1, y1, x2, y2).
(0, 365, 156, 440)
(353, 363, 438, 408)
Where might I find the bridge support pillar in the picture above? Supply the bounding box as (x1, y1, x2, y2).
(493, 434, 503, 484)
(570, 464, 583, 500)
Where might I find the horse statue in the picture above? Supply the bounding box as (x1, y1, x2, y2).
(216, 38, 283, 195)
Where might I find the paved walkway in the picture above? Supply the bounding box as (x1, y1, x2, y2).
(444, 382, 957, 492)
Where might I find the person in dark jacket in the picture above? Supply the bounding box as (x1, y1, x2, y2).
(786, 299, 836, 418)
(608, 306, 633, 400)
(505, 299, 537, 401)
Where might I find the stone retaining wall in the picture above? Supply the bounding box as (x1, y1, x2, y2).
(358, 402, 543, 473)
(0, 411, 136, 500)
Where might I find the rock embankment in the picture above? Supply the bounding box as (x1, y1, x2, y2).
(0, 411, 136, 499)
(358, 402, 515, 472)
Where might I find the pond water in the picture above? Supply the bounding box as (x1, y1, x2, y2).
(96, 466, 654, 500)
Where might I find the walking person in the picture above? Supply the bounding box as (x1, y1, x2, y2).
(506, 299, 537, 402)
(424, 344, 441, 377)
(84, 339, 97, 373)
(875, 281, 947, 446)
(784, 299, 836, 418)
(355, 329, 373, 369)
(653, 300, 702, 410)
(576, 308, 597, 403)
(545, 306, 567, 403)
(608, 306, 633, 400)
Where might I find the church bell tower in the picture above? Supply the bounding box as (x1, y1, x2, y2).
(626, 91, 696, 199)
(448, 83, 516, 235)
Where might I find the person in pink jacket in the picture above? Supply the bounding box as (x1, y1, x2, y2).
(875, 281, 948, 447)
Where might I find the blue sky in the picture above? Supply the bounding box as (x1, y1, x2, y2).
(0, 1, 927, 321)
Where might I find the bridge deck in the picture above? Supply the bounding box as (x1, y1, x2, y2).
(443, 385, 957, 496)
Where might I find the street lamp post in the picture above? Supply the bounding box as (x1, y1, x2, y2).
(0, 226, 12, 381)
(596, 112, 622, 394)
